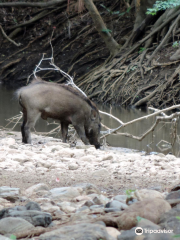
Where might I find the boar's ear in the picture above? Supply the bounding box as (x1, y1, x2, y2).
(91, 109, 97, 120)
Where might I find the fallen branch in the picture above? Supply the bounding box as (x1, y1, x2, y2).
(0, 25, 21, 47)
(100, 104, 180, 139)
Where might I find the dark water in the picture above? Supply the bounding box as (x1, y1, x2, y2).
(1, 84, 180, 156)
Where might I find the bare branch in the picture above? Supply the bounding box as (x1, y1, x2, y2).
(100, 105, 180, 139)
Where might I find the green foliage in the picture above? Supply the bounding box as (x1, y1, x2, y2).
(127, 66, 138, 72)
(147, 0, 180, 15)
(172, 41, 180, 47)
(100, 4, 131, 16)
(125, 189, 135, 197)
(10, 235, 16, 240)
(139, 47, 146, 53)
(176, 216, 180, 220)
(136, 216, 143, 222)
(102, 28, 112, 33)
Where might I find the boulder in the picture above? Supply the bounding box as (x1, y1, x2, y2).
(105, 200, 128, 211)
(25, 183, 49, 197)
(39, 223, 116, 240)
(159, 208, 180, 234)
(0, 217, 34, 234)
(49, 187, 83, 201)
(116, 198, 171, 230)
(0, 186, 20, 202)
(0, 209, 52, 227)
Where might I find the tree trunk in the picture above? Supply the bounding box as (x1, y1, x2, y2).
(84, 0, 120, 56)
(134, 0, 156, 31)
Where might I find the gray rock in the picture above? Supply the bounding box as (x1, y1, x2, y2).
(0, 217, 34, 234)
(49, 187, 82, 201)
(0, 235, 11, 240)
(39, 223, 116, 240)
(93, 196, 104, 205)
(165, 190, 180, 201)
(171, 183, 180, 191)
(159, 208, 180, 234)
(176, 203, 180, 209)
(0, 209, 51, 227)
(114, 195, 127, 204)
(137, 218, 160, 229)
(0, 187, 20, 202)
(90, 205, 104, 210)
(105, 200, 128, 210)
(105, 208, 121, 213)
(117, 227, 137, 240)
(76, 206, 89, 212)
(25, 201, 41, 211)
(13, 206, 27, 211)
(83, 200, 94, 207)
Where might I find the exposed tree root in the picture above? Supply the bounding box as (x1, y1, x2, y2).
(0, 25, 21, 47)
(1, 1, 180, 108)
(0, 0, 66, 7)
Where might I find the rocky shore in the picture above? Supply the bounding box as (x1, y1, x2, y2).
(0, 130, 180, 239)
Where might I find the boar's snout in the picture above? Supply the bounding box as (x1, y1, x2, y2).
(95, 143, 101, 149)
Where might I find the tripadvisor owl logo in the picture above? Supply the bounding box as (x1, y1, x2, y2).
(135, 227, 143, 235)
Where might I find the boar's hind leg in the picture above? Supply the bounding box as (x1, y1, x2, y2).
(21, 108, 27, 143)
(74, 125, 89, 145)
(23, 110, 41, 144)
(61, 122, 69, 143)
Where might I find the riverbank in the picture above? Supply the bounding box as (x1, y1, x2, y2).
(0, 130, 179, 192)
(0, 130, 180, 239)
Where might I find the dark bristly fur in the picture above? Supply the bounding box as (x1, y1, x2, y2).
(29, 77, 98, 111)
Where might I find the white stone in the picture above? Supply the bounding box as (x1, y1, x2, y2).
(79, 155, 96, 162)
(25, 183, 49, 196)
(1, 138, 15, 146)
(68, 163, 79, 170)
(40, 202, 60, 214)
(49, 187, 83, 201)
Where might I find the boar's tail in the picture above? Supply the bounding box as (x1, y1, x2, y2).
(15, 88, 24, 108)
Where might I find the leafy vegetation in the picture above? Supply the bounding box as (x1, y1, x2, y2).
(125, 189, 135, 197)
(100, 3, 131, 16)
(172, 41, 180, 48)
(147, 0, 180, 15)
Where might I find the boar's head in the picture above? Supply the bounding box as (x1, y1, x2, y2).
(86, 108, 101, 149)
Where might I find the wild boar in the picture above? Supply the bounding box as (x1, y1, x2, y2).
(16, 77, 101, 149)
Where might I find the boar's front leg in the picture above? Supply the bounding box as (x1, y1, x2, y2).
(61, 122, 69, 143)
(74, 124, 90, 145)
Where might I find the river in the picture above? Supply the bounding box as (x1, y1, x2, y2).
(0, 84, 180, 156)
